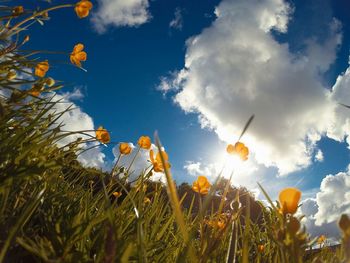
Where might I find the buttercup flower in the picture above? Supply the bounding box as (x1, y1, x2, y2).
(119, 142, 132, 155)
(75, 0, 93, 18)
(28, 84, 44, 97)
(35, 61, 49, 77)
(279, 187, 301, 215)
(6, 71, 16, 80)
(12, 6, 24, 16)
(70, 44, 87, 67)
(150, 150, 171, 173)
(138, 136, 151, 149)
(113, 192, 122, 198)
(317, 235, 326, 244)
(144, 197, 151, 205)
(226, 141, 249, 161)
(192, 176, 211, 195)
(95, 126, 110, 144)
(258, 245, 264, 252)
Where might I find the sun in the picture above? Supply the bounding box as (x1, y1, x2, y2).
(214, 151, 249, 180)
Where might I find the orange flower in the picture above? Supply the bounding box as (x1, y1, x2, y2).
(258, 244, 264, 252)
(70, 43, 87, 67)
(317, 235, 326, 244)
(29, 90, 40, 97)
(95, 126, 110, 144)
(279, 187, 301, 215)
(150, 150, 171, 173)
(28, 84, 44, 97)
(12, 6, 24, 16)
(138, 136, 151, 149)
(226, 141, 249, 161)
(192, 176, 211, 195)
(35, 61, 49, 77)
(119, 142, 132, 155)
(75, 0, 93, 18)
(112, 191, 122, 198)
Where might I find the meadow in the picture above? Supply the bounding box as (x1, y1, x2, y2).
(0, 1, 350, 262)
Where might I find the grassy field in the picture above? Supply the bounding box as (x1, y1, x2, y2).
(0, 1, 350, 262)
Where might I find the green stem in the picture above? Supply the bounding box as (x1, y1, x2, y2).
(7, 4, 74, 35)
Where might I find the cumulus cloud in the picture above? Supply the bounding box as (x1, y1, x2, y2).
(300, 166, 350, 240)
(112, 143, 166, 183)
(160, 0, 345, 175)
(48, 92, 106, 169)
(92, 0, 151, 33)
(169, 8, 184, 31)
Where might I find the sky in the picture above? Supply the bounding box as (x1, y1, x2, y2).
(22, 0, 350, 239)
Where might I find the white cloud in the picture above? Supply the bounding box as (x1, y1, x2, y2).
(314, 149, 324, 162)
(160, 0, 344, 176)
(48, 92, 106, 169)
(112, 143, 166, 183)
(299, 166, 350, 240)
(92, 0, 151, 33)
(300, 198, 340, 242)
(169, 8, 184, 31)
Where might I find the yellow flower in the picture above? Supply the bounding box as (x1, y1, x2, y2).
(95, 126, 110, 144)
(138, 136, 151, 149)
(28, 84, 44, 97)
(317, 235, 326, 244)
(119, 142, 132, 155)
(226, 141, 249, 161)
(70, 43, 87, 67)
(6, 70, 16, 80)
(258, 244, 264, 252)
(12, 6, 24, 16)
(192, 176, 211, 195)
(29, 90, 40, 97)
(75, 0, 93, 18)
(279, 187, 301, 215)
(35, 61, 49, 77)
(150, 150, 171, 173)
(144, 197, 151, 204)
(45, 77, 55, 87)
(112, 191, 122, 198)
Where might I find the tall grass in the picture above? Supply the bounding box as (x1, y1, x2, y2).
(0, 1, 350, 262)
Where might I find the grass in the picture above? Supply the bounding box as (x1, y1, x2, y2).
(0, 1, 350, 262)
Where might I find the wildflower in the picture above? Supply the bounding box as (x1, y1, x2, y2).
(317, 235, 326, 244)
(279, 187, 301, 215)
(6, 70, 16, 80)
(70, 43, 87, 67)
(35, 61, 49, 77)
(138, 136, 151, 150)
(28, 84, 44, 97)
(144, 197, 151, 204)
(29, 90, 40, 97)
(150, 150, 171, 173)
(226, 141, 249, 161)
(192, 176, 211, 195)
(45, 77, 55, 87)
(12, 6, 24, 16)
(119, 142, 132, 155)
(42, 12, 49, 18)
(258, 244, 264, 252)
(75, 0, 93, 18)
(205, 214, 226, 229)
(95, 126, 110, 144)
(22, 35, 30, 44)
(112, 192, 122, 198)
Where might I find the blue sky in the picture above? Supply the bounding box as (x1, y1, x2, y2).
(23, 0, 350, 238)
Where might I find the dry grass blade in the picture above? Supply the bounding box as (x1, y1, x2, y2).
(238, 114, 255, 141)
